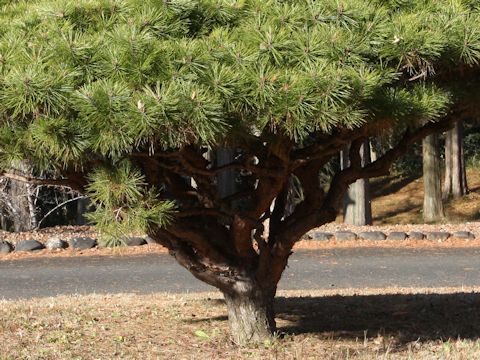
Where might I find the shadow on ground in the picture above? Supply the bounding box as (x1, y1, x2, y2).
(370, 175, 421, 199)
(275, 292, 480, 344)
(447, 209, 480, 222)
(372, 201, 421, 224)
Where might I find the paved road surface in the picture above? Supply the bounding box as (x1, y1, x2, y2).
(1, 248, 480, 300)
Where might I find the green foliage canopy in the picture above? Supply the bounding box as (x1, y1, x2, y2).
(0, 0, 479, 238)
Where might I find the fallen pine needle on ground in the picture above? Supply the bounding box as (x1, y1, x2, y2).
(2, 287, 480, 359)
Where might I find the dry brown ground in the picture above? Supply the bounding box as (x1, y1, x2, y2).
(370, 168, 480, 225)
(2, 288, 480, 359)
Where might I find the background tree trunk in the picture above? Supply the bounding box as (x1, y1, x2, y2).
(443, 121, 468, 199)
(26, 184, 38, 229)
(340, 145, 356, 224)
(355, 141, 372, 225)
(370, 137, 382, 162)
(442, 129, 452, 200)
(423, 134, 444, 222)
(9, 162, 38, 231)
(9, 178, 32, 231)
(341, 141, 372, 225)
(461, 134, 468, 193)
(451, 121, 467, 198)
(216, 149, 237, 199)
(76, 197, 89, 225)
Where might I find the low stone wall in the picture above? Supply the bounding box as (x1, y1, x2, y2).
(1, 230, 478, 255)
(307, 230, 476, 241)
(0, 236, 152, 254)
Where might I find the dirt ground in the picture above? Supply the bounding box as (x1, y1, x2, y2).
(369, 168, 480, 225)
(2, 287, 480, 359)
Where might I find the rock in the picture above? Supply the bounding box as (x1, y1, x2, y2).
(15, 239, 45, 252)
(0, 240, 13, 254)
(69, 237, 97, 250)
(301, 233, 313, 240)
(452, 231, 475, 239)
(145, 236, 156, 244)
(387, 232, 407, 241)
(357, 231, 386, 241)
(408, 232, 425, 240)
(123, 237, 147, 246)
(46, 237, 68, 250)
(426, 232, 450, 241)
(310, 232, 333, 241)
(335, 231, 357, 241)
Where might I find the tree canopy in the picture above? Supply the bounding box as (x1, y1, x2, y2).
(1, 0, 480, 344)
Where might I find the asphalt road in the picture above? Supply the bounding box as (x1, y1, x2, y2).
(1, 248, 480, 300)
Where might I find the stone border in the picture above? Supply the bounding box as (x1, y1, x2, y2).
(1, 230, 478, 255)
(0, 236, 152, 254)
(308, 230, 476, 241)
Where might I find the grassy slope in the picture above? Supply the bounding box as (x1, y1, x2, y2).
(370, 168, 480, 225)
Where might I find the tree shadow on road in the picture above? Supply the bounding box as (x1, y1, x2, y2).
(275, 292, 480, 344)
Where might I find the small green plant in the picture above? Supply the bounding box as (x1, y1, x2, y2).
(194, 329, 211, 340)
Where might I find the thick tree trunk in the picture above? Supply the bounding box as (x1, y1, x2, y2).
(149, 227, 279, 346)
(423, 134, 444, 222)
(223, 286, 276, 345)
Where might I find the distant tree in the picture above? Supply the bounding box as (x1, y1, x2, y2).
(0, 162, 38, 231)
(423, 134, 444, 222)
(75, 197, 89, 225)
(443, 120, 468, 199)
(0, 0, 479, 345)
(341, 141, 372, 225)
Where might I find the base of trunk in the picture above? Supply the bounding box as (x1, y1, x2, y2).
(224, 287, 276, 345)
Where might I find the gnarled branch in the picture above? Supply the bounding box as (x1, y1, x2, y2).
(1, 172, 83, 192)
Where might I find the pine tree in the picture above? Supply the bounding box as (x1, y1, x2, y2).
(1, 0, 480, 344)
